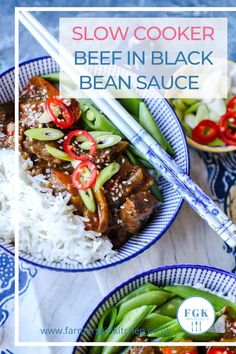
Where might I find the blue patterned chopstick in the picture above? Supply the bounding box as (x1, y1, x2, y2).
(93, 97, 236, 248)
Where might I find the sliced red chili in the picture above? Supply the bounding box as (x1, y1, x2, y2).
(72, 161, 98, 190)
(192, 119, 220, 144)
(161, 347, 198, 354)
(46, 97, 75, 129)
(63, 130, 96, 161)
(207, 347, 235, 354)
(219, 111, 236, 145)
(227, 96, 236, 112)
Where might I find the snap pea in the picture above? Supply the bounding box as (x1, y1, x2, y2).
(41, 73, 60, 82)
(90, 307, 117, 354)
(76, 131, 113, 142)
(139, 102, 174, 155)
(118, 97, 142, 118)
(181, 120, 192, 138)
(79, 99, 123, 136)
(79, 189, 96, 213)
(79, 135, 122, 150)
(180, 98, 199, 106)
(116, 291, 174, 324)
(116, 283, 161, 307)
(150, 183, 163, 202)
(95, 163, 120, 192)
(125, 149, 137, 165)
(128, 145, 154, 169)
(140, 313, 172, 334)
(172, 99, 187, 111)
(45, 145, 74, 162)
(24, 128, 64, 141)
(156, 331, 221, 342)
(126, 145, 153, 170)
(173, 107, 184, 122)
(102, 305, 155, 354)
(152, 335, 176, 342)
(155, 296, 183, 318)
(147, 318, 182, 338)
(189, 332, 221, 341)
(164, 285, 236, 314)
(185, 101, 201, 115)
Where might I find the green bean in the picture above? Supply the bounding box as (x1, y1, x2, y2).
(102, 305, 155, 354)
(116, 291, 174, 324)
(139, 102, 174, 155)
(79, 99, 123, 136)
(140, 313, 172, 334)
(116, 283, 161, 307)
(164, 285, 236, 314)
(155, 296, 183, 318)
(95, 163, 120, 192)
(90, 307, 117, 354)
(147, 318, 181, 338)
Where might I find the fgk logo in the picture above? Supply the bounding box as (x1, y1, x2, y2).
(177, 296, 215, 334)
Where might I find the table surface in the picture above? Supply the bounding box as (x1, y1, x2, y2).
(1, 3, 236, 354)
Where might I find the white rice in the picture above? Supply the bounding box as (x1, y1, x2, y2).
(0, 149, 115, 265)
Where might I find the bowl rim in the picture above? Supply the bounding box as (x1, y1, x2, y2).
(0, 56, 190, 272)
(75, 263, 236, 346)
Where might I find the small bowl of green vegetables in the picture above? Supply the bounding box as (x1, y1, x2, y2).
(74, 264, 236, 352)
(169, 61, 236, 153)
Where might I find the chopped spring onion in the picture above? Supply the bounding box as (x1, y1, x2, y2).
(78, 135, 122, 150)
(76, 131, 113, 142)
(79, 189, 96, 213)
(45, 145, 74, 162)
(95, 163, 120, 192)
(24, 128, 64, 141)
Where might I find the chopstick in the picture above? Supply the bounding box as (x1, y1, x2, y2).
(19, 11, 236, 247)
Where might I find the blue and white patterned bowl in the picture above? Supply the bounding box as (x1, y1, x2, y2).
(74, 264, 236, 351)
(0, 57, 189, 272)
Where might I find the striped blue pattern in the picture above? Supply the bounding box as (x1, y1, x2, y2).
(0, 57, 189, 272)
(74, 264, 236, 352)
